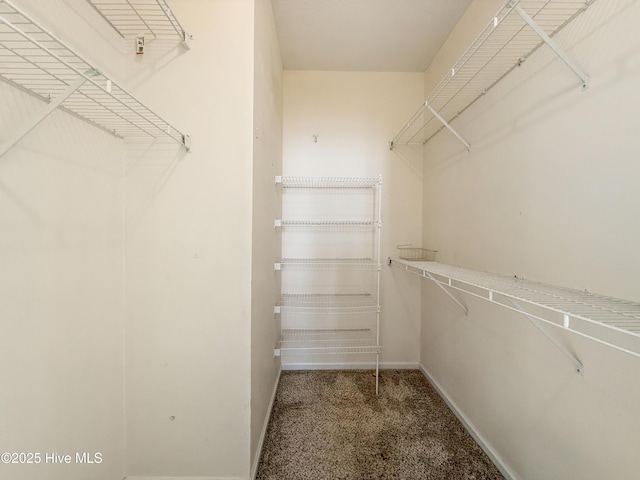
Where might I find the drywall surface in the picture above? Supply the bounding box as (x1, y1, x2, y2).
(282, 70, 424, 367)
(251, 0, 283, 475)
(420, 0, 640, 478)
(124, 0, 255, 477)
(0, 1, 126, 479)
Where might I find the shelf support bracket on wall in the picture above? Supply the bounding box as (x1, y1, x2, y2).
(512, 3, 590, 90)
(389, 258, 468, 315)
(506, 297, 584, 375)
(423, 270, 469, 315)
(0, 68, 98, 159)
(426, 104, 471, 152)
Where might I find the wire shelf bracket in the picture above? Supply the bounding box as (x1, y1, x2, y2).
(424, 269, 469, 315)
(0, 0, 191, 159)
(389, 258, 640, 367)
(507, 297, 584, 375)
(511, 2, 589, 90)
(390, 0, 595, 150)
(0, 67, 96, 158)
(427, 102, 470, 152)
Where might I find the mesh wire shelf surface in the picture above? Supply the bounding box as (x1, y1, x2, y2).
(277, 176, 381, 189)
(392, 0, 595, 148)
(278, 219, 377, 227)
(278, 293, 379, 314)
(85, 0, 188, 40)
(275, 329, 381, 356)
(277, 258, 378, 269)
(392, 258, 640, 356)
(0, 0, 188, 147)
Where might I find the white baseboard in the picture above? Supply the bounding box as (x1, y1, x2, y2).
(282, 361, 419, 370)
(250, 366, 282, 480)
(418, 364, 517, 480)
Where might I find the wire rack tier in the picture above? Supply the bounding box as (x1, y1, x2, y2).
(391, 0, 595, 150)
(391, 258, 640, 358)
(85, 0, 189, 42)
(275, 219, 377, 227)
(276, 176, 381, 189)
(0, 0, 189, 155)
(275, 258, 378, 270)
(275, 329, 381, 356)
(276, 294, 379, 314)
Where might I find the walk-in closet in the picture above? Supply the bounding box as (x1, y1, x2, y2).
(1, 0, 639, 479)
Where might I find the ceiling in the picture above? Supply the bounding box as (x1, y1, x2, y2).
(270, 0, 473, 72)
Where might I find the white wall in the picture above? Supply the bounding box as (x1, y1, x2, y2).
(0, 1, 126, 479)
(283, 71, 424, 366)
(124, 0, 255, 478)
(251, 0, 283, 476)
(420, 0, 640, 478)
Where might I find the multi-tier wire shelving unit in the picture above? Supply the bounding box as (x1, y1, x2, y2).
(274, 175, 383, 393)
(390, 0, 596, 151)
(390, 258, 640, 373)
(0, 0, 190, 159)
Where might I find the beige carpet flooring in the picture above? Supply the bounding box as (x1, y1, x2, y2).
(256, 369, 504, 480)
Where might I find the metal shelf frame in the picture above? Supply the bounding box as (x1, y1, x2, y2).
(275, 219, 377, 228)
(275, 329, 382, 357)
(275, 293, 379, 315)
(85, 0, 191, 46)
(275, 258, 378, 270)
(390, 0, 596, 151)
(0, 0, 190, 159)
(276, 175, 382, 189)
(390, 258, 640, 373)
(276, 175, 383, 393)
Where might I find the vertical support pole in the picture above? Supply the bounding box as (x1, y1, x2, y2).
(375, 354, 379, 395)
(426, 104, 471, 151)
(0, 69, 97, 158)
(375, 174, 382, 395)
(514, 5, 590, 89)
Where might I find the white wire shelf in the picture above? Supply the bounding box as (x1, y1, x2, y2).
(275, 219, 378, 228)
(275, 258, 379, 270)
(276, 294, 379, 314)
(85, 0, 190, 42)
(274, 329, 381, 356)
(391, 0, 595, 150)
(276, 175, 382, 189)
(0, 0, 190, 156)
(391, 258, 640, 358)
